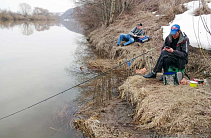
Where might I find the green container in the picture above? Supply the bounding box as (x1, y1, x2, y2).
(168, 66, 185, 73)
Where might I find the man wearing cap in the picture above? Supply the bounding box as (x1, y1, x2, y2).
(143, 24, 189, 81)
(117, 23, 145, 47)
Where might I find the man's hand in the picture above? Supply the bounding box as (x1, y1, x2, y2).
(134, 35, 137, 37)
(163, 47, 174, 53)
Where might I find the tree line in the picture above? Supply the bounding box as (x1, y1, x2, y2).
(0, 3, 59, 21)
(73, 0, 210, 33)
(74, 0, 143, 32)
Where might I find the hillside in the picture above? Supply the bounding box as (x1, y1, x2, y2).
(60, 8, 74, 20)
(71, 0, 211, 137)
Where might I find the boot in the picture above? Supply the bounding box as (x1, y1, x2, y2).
(143, 72, 156, 78)
(159, 75, 163, 81)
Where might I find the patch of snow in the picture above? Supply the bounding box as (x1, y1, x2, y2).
(152, 11, 157, 14)
(162, 1, 211, 50)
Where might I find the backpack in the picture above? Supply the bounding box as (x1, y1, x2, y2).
(138, 35, 150, 43)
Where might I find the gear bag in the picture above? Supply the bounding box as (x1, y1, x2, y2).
(138, 35, 149, 43)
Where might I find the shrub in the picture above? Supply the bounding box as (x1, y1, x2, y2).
(194, 1, 211, 16)
(139, 0, 191, 22)
(0, 10, 13, 20)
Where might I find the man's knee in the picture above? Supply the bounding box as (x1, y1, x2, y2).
(163, 57, 171, 63)
(129, 37, 135, 42)
(120, 34, 129, 40)
(119, 34, 124, 37)
(161, 50, 170, 55)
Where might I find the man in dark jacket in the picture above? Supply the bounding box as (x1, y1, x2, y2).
(143, 24, 189, 80)
(117, 23, 145, 47)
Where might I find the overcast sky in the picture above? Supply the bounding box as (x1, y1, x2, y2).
(0, 0, 75, 13)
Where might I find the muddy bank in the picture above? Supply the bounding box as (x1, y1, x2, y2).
(74, 98, 153, 138)
(73, 74, 211, 137)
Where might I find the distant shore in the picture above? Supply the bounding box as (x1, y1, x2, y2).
(0, 10, 58, 21)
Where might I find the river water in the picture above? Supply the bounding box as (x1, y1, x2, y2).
(0, 21, 86, 138)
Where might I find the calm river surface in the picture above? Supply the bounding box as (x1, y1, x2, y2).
(0, 22, 86, 138)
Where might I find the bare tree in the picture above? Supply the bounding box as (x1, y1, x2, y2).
(18, 3, 32, 16)
(109, 0, 116, 24)
(33, 7, 49, 16)
(74, 0, 142, 31)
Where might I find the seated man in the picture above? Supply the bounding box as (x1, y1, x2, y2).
(143, 24, 189, 81)
(117, 23, 145, 47)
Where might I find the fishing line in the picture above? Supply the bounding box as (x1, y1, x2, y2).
(0, 49, 152, 121)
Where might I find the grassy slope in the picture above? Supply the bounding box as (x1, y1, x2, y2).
(87, 6, 211, 78)
(75, 1, 211, 137)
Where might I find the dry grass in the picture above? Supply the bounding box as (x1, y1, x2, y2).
(73, 98, 150, 138)
(74, 116, 117, 138)
(88, 59, 118, 72)
(138, 0, 192, 22)
(87, 10, 163, 73)
(186, 47, 211, 78)
(119, 75, 211, 136)
(74, 0, 211, 137)
(194, 1, 211, 16)
(158, 0, 188, 22)
(86, 0, 211, 78)
(86, 0, 194, 68)
(74, 75, 211, 137)
(74, 116, 136, 138)
(73, 100, 111, 138)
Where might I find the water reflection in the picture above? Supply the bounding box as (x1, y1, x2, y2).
(0, 21, 85, 138)
(60, 19, 83, 34)
(55, 69, 127, 134)
(0, 19, 127, 137)
(0, 19, 83, 36)
(64, 39, 129, 109)
(34, 22, 50, 32)
(51, 36, 126, 135)
(70, 59, 128, 103)
(0, 20, 60, 35)
(20, 22, 34, 35)
(52, 101, 81, 136)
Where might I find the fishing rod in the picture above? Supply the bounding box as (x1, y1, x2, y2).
(0, 49, 153, 121)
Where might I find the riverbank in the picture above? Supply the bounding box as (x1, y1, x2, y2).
(0, 10, 58, 21)
(73, 1, 211, 137)
(74, 76, 211, 137)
